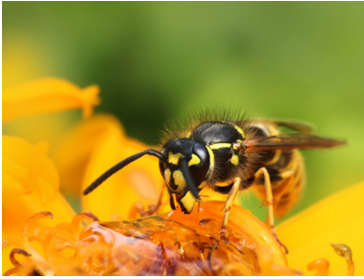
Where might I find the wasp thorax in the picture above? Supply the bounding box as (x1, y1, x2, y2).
(159, 138, 211, 213)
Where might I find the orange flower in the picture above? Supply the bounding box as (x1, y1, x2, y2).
(2, 78, 363, 275)
(2, 78, 99, 271)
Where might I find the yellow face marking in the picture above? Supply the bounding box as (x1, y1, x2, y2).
(188, 154, 200, 166)
(233, 125, 245, 138)
(230, 154, 239, 165)
(164, 168, 171, 185)
(173, 170, 186, 192)
(179, 191, 196, 213)
(209, 143, 231, 150)
(186, 131, 191, 138)
(168, 152, 182, 165)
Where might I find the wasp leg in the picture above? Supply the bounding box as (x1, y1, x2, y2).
(154, 184, 165, 210)
(130, 184, 166, 217)
(219, 177, 241, 243)
(256, 167, 289, 254)
(146, 183, 166, 215)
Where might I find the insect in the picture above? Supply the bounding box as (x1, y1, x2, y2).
(83, 110, 345, 253)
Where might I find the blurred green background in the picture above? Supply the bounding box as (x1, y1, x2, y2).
(3, 2, 364, 221)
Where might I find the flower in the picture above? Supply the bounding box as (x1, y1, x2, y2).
(2, 78, 100, 238)
(2, 78, 99, 272)
(2, 78, 363, 275)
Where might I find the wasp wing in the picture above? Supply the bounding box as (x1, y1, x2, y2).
(244, 133, 346, 152)
(271, 121, 313, 133)
(246, 120, 313, 133)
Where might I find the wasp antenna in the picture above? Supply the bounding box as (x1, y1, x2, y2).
(83, 149, 166, 195)
(179, 156, 201, 200)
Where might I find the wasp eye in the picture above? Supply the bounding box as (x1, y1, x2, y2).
(192, 143, 209, 164)
(189, 143, 210, 185)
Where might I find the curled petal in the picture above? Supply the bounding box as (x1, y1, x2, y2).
(3, 77, 100, 123)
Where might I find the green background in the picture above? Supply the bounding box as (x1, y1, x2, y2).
(3, 2, 364, 221)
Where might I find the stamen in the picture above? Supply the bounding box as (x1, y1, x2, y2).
(331, 243, 355, 276)
(10, 248, 31, 267)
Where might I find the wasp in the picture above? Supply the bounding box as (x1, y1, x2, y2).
(83, 110, 345, 253)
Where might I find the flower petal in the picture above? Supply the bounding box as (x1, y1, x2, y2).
(2, 192, 75, 239)
(3, 135, 58, 202)
(81, 128, 162, 221)
(53, 114, 125, 196)
(2, 135, 75, 240)
(277, 181, 364, 275)
(2, 78, 100, 123)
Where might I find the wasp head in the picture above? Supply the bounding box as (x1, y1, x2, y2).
(159, 138, 211, 213)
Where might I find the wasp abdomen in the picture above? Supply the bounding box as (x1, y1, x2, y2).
(253, 149, 305, 218)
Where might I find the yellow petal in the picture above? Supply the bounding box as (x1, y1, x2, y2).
(277, 181, 364, 275)
(3, 135, 58, 202)
(3, 113, 76, 154)
(2, 78, 100, 123)
(2, 135, 75, 240)
(53, 114, 125, 196)
(2, 192, 75, 239)
(82, 130, 162, 221)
